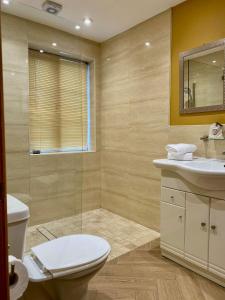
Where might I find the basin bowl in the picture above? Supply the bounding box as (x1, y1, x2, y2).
(153, 158, 225, 191)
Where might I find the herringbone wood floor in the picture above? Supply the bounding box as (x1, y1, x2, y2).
(88, 239, 225, 300)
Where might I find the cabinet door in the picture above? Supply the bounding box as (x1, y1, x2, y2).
(185, 193, 209, 269)
(161, 202, 185, 257)
(209, 199, 225, 279)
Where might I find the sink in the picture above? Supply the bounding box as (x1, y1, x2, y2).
(153, 157, 225, 191)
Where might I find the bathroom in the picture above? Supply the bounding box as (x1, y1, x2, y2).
(0, 0, 225, 299)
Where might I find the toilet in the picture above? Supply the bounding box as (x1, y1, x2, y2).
(7, 195, 111, 300)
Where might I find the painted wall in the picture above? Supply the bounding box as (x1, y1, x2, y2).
(2, 13, 101, 225)
(171, 0, 225, 125)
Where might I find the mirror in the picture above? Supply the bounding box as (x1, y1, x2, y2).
(180, 39, 225, 114)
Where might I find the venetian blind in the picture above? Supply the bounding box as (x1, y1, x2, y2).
(29, 49, 89, 153)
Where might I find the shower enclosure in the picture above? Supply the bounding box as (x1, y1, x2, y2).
(1, 13, 89, 253)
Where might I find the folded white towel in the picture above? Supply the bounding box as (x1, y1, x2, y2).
(168, 152, 193, 161)
(166, 143, 197, 154)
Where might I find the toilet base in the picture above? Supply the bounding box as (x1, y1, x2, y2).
(21, 261, 106, 300)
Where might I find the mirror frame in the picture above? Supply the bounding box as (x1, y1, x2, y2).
(179, 38, 225, 114)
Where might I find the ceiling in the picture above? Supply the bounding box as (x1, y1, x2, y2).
(2, 0, 185, 42)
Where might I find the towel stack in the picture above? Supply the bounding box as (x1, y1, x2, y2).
(166, 144, 197, 161)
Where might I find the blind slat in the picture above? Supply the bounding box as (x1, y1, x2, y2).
(29, 50, 89, 152)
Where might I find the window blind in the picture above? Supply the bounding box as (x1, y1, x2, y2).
(29, 49, 89, 153)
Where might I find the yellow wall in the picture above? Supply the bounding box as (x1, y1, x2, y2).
(171, 0, 225, 125)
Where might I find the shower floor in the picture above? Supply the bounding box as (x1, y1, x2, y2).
(26, 208, 160, 260)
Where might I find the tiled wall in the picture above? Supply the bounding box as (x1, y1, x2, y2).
(100, 10, 225, 231)
(3, 11, 224, 231)
(100, 11, 171, 231)
(2, 13, 101, 225)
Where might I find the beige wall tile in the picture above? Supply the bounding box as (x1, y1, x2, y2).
(30, 155, 58, 177)
(82, 189, 101, 212)
(2, 37, 28, 73)
(4, 92, 28, 126)
(82, 151, 100, 171)
(100, 11, 171, 229)
(100, 79, 130, 108)
(127, 153, 161, 181)
(2, 13, 101, 224)
(29, 174, 59, 202)
(101, 150, 129, 173)
(101, 127, 129, 151)
(5, 125, 29, 152)
(6, 152, 29, 180)
(1, 14, 27, 41)
(82, 170, 100, 190)
(29, 193, 81, 225)
(7, 178, 30, 204)
(101, 104, 129, 129)
(102, 170, 129, 198)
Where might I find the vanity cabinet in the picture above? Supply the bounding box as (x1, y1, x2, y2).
(160, 201, 185, 256)
(185, 193, 209, 269)
(160, 183, 225, 286)
(209, 199, 225, 278)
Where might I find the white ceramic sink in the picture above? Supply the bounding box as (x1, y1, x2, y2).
(153, 157, 225, 191)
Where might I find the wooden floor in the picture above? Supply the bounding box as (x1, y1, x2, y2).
(88, 239, 225, 300)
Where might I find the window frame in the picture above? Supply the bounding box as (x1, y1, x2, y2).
(28, 49, 92, 155)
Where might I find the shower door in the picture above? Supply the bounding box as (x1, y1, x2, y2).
(1, 13, 84, 254)
(0, 9, 9, 300)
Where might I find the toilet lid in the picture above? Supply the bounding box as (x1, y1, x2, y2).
(31, 234, 110, 272)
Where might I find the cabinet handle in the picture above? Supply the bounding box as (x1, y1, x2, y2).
(211, 225, 216, 231)
(170, 196, 174, 201)
(201, 222, 206, 227)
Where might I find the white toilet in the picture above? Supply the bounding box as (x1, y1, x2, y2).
(7, 195, 111, 300)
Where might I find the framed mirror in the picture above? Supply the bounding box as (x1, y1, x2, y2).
(179, 38, 225, 114)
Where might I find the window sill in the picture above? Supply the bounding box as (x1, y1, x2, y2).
(29, 150, 96, 156)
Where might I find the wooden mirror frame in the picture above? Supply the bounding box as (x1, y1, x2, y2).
(0, 8, 9, 300)
(179, 38, 225, 114)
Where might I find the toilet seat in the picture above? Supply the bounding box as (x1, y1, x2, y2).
(23, 234, 111, 282)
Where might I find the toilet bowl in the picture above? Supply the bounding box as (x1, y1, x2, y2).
(23, 234, 110, 300)
(7, 195, 111, 300)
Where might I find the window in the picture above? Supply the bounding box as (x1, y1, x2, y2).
(29, 49, 90, 154)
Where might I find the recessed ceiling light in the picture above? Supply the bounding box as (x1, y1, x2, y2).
(212, 60, 216, 64)
(83, 17, 93, 26)
(75, 25, 81, 30)
(52, 42, 57, 47)
(2, 0, 10, 5)
(40, 49, 44, 53)
(145, 41, 151, 47)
